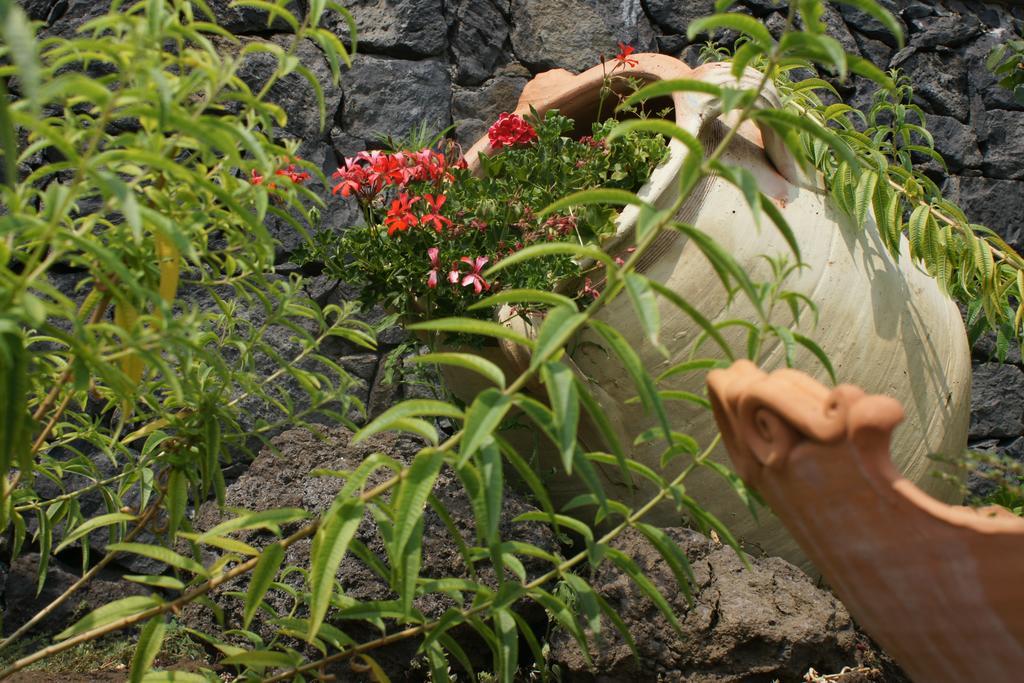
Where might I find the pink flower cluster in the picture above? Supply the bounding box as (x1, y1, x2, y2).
(332, 149, 464, 201)
(428, 249, 490, 294)
(487, 112, 538, 150)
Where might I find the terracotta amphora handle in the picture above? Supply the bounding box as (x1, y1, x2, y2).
(682, 62, 808, 187)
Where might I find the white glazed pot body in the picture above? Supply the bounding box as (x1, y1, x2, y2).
(454, 57, 970, 570)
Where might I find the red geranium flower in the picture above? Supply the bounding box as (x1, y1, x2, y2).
(488, 112, 538, 150)
(421, 194, 453, 232)
(614, 42, 638, 69)
(275, 163, 311, 184)
(384, 193, 420, 236)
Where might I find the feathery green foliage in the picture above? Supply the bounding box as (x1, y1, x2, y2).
(0, 0, 994, 681)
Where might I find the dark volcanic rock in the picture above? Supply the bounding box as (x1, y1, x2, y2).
(448, 0, 513, 85)
(510, 0, 656, 73)
(979, 109, 1024, 180)
(972, 330, 1023, 365)
(452, 71, 530, 149)
(908, 12, 981, 49)
(334, 0, 447, 58)
(821, 4, 860, 57)
(839, 0, 905, 47)
(891, 48, 969, 121)
(853, 32, 893, 70)
(231, 35, 344, 142)
(29, 0, 111, 38)
(642, 0, 716, 35)
(206, 0, 303, 33)
(182, 427, 557, 680)
(547, 528, 907, 682)
(969, 363, 1024, 440)
(944, 175, 1024, 255)
(4, 554, 146, 637)
(925, 113, 982, 173)
(340, 55, 452, 142)
(966, 437, 1024, 500)
(964, 29, 1024, 113)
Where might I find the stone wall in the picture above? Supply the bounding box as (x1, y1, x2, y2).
(22, 0, 1024, 483)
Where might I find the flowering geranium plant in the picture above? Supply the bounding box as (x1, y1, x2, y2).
(298, 109, 669, 324)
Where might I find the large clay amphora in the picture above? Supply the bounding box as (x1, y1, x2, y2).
(455, 55, 970, 570)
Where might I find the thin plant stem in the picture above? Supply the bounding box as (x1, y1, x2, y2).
(4, 30, 781, 680)
(0, 491, 164, 652)
(0, 471, 404, 679)
(260, 436, 720, 683)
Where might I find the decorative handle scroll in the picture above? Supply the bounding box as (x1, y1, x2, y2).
(707, 359, 901, 484)
(706, 360, 1024, 683)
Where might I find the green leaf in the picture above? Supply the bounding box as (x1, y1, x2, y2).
(563, 573, 603, 636)
(606, 547, 684, 635)
(244, 543, 284, 628)
(307, 499, 364, 640)
(541, 362, 580, 474)
(107, 543, 208, 577)
(701, 459, 764, 520)
(688, 13, 774, 49)
(392, 448, 446, 565)
(496, 436, 556, 519)
(793, 332, 837, 384)
(140, 672, 210, 682)
(752, 108, 859, 170)
(221, 649, 301, 669)
(530, 588, 593, 668)
(589, 319, 672, 442)
(494, 608, 518, 683)
(407, 317, 535, 349)
(606, 116, 703, 157)
(656, 358, 729, 382)
(483, 240, 617, 273)
(515, 511, 593, 545)
(1, 3, 41, 113)
(654, 390, 711, 409)
(635, 523, 695, 606)
(529, 305, 587, 371)
(646, 281, 735, 361)
(851, 53, 897, 89)
(166, 469, 188, 537)
(55, 596, 162, 641)
(573, 375, 628, 479)
(759, 195, 801, 262)
(460, 388, 512, 464)
(354, 399, 463, 444)
(780, 32, 847, 80)
(711, 162, 762, 227)
(123, 575, 186, 591)
(624, 273, 664, 353)
(54, 512, 137, 554)
(199, 508, 309, 540)
(470, 288, 576, 311)
(0, 330, 29, 478)
(539, 188, 651, 219)
(407, 352, 506, 390)
(907, 204, 930, 260)
(672, 223, 767, 320)
(129, 618, 166, 683)
(398, 515, 424, 617)
(619, 78, 722, 110)
(829, 0, 905, 48)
